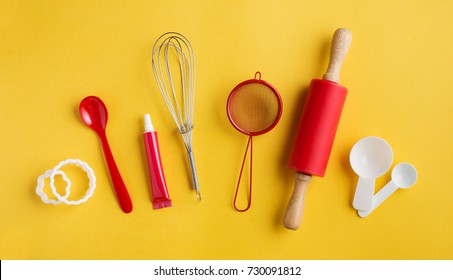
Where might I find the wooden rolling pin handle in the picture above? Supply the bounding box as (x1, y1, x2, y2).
(284, 172, 312, 230)
(322, 28, 352, 83)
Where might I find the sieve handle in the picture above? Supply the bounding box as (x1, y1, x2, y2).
(284, 172, 312, 230)
(322, 28, 352, 83)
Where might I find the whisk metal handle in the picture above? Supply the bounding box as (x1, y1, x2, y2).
(187, 149, 201, 201)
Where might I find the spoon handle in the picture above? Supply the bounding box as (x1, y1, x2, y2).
(358, 181, 398, 217)
(98, 132, 133, 213)
(352, 177, 375, 211)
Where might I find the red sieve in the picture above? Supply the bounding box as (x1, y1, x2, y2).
(227, 72, 283, 212)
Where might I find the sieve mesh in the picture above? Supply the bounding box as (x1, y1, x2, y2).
(228, 83, 281, 134)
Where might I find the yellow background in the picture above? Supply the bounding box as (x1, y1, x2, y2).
(1, 0, 452, 260)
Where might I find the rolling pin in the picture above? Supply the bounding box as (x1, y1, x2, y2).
(284, 28, 352, 230)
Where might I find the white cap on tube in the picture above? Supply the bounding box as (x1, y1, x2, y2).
(144, 114, 154, 132)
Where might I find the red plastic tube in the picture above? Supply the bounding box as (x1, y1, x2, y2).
(143, 114, 172, 209)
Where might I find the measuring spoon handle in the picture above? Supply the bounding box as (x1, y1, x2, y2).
(352, 177, 375, 211)
(358, 181, 398, 217)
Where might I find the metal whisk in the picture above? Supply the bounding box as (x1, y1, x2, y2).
(151, 32, 201, 201)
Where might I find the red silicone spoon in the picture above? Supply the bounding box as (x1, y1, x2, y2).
(79, 96, 133, 213)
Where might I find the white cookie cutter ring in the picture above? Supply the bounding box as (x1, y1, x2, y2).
(36, 158, 96, 205)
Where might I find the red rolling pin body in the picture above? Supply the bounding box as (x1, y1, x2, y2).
(288, 79, 347, 177)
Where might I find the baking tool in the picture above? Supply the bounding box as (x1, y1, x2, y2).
(36, 159, 96, 205)
(358, 162, 417, 217)
(143, 114, 172, 209)
(227, 71, 283, 212)
(79, 96, 133, 213)
(350, 136, 393, 211)
(284, 28, 352, 230)
(151, 32, 201, 201)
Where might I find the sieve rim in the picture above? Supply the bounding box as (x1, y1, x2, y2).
(226, 77, 283, 136)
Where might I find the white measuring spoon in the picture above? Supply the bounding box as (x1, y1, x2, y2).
(350, 136, 393, 211)
(358, 162, 417, 217)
